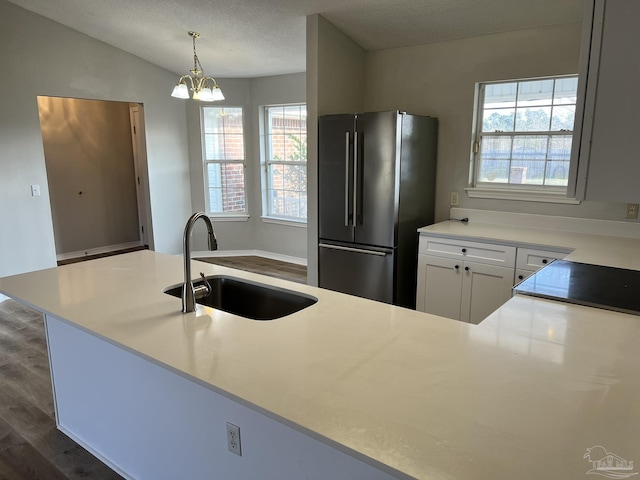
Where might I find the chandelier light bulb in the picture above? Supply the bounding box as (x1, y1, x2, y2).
(171, 83, 189, 99)
(199, 87, 214, 101)
(211, 86, 225, 101)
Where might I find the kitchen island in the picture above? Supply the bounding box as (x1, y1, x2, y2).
(1, 248, 639, 479)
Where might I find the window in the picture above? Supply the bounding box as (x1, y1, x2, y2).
(471, 75, 578, 196)
(263, 105, 307, 222)
(202, 106, 247, 215)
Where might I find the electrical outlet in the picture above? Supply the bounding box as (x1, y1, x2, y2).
(626, 204, 639, 220)
(450, 191, 459, 206)
(226, 422, 242, 456)
(31, 184, 40, 197)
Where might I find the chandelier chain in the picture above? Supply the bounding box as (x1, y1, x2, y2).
(192, 34, 204, 77)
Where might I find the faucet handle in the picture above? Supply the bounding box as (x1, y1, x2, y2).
(193, 272, 212, 300)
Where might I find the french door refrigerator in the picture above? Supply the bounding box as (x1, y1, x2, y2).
(318, 111, 438, 308)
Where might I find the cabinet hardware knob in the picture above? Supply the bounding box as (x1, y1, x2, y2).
(454, 265, 459, 269)
(542, 259, 548, 264)
(518, 275, 523, 280)
(464, 266, 469, 271)
(461, 248, 467, 253)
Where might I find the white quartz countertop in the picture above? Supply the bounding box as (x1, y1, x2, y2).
(419, 220, 640, 270)
(1, 248, 640, 479)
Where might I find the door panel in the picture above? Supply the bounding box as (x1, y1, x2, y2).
(460, 263, 514, 325)
(416, 255, 462, 320)
(319, 243, 395, 304)
(354, 111, 399, 247)
(318, 115, 355, 243)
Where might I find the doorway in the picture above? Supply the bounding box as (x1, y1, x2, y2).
(37, 96, 153, 261)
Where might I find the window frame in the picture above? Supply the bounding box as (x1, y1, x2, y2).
(201, 105, 249, 218)
(467, 74, 581, 204)
(261, 103, 308, 224)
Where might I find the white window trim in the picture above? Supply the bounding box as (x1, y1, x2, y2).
(465, 186, 580, 204)
(260, 216, 307, 228)
(261, 104, 308, 223)
(469, 74, 580, 203)
(209, 214, 250, 222)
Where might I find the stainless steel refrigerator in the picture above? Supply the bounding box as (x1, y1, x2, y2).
(318, 111, 438, 308)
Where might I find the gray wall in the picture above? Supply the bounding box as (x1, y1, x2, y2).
(186, 73, 307, 258)
(364, 22, 631, 223)
(0, 1, 191, 277)
(306, 14, 366, 285)
(38, 97, 140, 255)
(250, 74, 307, 256)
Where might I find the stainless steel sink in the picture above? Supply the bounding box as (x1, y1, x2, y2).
(164, 275, 317, 320)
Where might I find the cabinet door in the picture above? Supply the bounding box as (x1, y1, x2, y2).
(577, 0, 640, 202)
(514, 269, 535, 286)
(416, 255, 462, 320)
(460, 263, 514, 325)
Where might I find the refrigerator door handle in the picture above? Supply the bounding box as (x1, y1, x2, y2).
(344, 132, 350, 227)
(319, 243, 389, 257)
(353, 131, 359, 225)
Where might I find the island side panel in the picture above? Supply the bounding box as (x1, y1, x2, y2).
(44, 314, 405, 480)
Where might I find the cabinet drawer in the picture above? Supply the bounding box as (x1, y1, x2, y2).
(515, 247, 571, 271)
(419, 235, 516, 268)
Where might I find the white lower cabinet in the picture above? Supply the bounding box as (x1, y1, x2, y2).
(417, 246, 515, 324)
(460, 262, 514, 324)
(416, 235, 572, 323)
(416, 255, 463, 320)
(514, 269, 534, 285)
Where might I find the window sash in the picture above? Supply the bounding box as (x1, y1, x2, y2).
(202, 106, 247, 215)
(472, 75, 578, 190)
(263, 104, 307, 221)
(204, 160, 247, 215)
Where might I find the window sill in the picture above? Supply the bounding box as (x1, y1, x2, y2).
(261, 216, 307, 228)
(208, 214, 250, 222)
(465, 187, 581, 204)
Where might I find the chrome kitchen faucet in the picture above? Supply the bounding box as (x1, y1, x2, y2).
(182, 212, 218, 313)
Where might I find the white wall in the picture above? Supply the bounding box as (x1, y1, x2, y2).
(364, 22, 632, 223)
(186, 74, 307, 259)
(0, 1, 192, 277)
(306, 14, 366, 285)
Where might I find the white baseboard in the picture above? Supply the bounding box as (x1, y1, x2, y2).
(56, 241, 143, 262)
(450, 208, 640, 239)
(191, 249, 307, 266)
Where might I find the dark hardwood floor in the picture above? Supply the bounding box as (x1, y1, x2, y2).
(197, 255, 307, 284)
(0, 300, 123, 480)
(0, 254, 304, 479)
(57, 246, 147, 266)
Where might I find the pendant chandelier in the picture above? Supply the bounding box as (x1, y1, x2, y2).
(171, 31, 224, 102)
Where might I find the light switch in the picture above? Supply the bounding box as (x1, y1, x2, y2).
(31, 184, 41, 197)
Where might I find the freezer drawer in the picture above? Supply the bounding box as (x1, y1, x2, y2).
(318, 243, 395, 304)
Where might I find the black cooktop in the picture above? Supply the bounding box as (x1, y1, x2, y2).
(514, 260, 640, 316)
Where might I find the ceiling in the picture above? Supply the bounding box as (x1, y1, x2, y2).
(9, 0, 584, 78)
